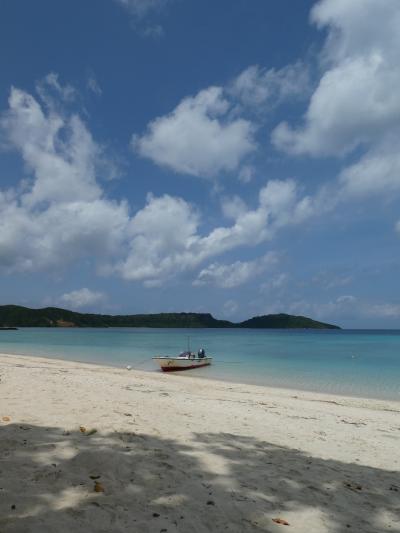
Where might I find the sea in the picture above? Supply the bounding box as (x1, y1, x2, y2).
(0, 327, 399, 401)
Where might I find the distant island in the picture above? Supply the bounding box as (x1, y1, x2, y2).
(0, 305, 340, 329)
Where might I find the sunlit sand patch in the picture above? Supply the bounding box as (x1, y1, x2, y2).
(19, 443, 78, 465)
(181, 448, 232, 477)
(40, 487, 92, 511)
(373, 509, 400, 531)
(152, 494, 188, 506)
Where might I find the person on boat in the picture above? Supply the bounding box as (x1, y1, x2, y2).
(198, 348, 205, 359)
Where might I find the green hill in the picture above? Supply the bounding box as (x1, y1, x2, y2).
(0, 305, 232, 328)
(239, 313, 340, 329)
(0, 305, 340, 329)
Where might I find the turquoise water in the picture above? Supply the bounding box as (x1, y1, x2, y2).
(0, 328, 399, 400)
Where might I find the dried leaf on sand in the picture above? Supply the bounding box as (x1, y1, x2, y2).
(272, 517, 290, 526)
(94, 481, 105, 493)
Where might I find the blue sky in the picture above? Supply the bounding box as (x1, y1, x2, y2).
(0, 0, 399, 328)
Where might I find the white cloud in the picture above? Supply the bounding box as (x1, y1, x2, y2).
(311, 271, 353, 290)
(115, 193, 200, 283)
(221, 195, 248, 220)
(114, 0, 168, 18)
(133, 62, 310, 181)
(36, 72, 76, 107)
(3, 88, 101, 206)
(0, 78, 322, 287)
(272, 1, 400, 158)
(194, 252, 279, 289)
(0, 84, 129, 273)
(260, 273, 288, 293)
(60, 288, 106, 309)
(271, 0, 400, 203)
(87, 75, 102, 96)
(238, 165, 254, 183)
(367, 303, 400, 319)
(134, 86, 256, 178)
(142, 24, 164, 38)
(116, 179, 311, 285)
(335, 295, 356, 305)
(339, 132, 400, 196)
(287, 295, 400, 322)
(230, 62, 309, 110)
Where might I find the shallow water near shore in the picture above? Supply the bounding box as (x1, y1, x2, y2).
(0, 327, 399, 400)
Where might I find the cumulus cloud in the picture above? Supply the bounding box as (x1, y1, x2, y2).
(272, 0, 400, 200)
(273, 1, 400, 156)
(194, 252, 279, 289)
(0, 77, 325, 287)
(339, 133, 400, 196)
(3, 88, 100, 206)
(0, 84, 129, 273)
(134, 61, 311, 181)
(60, 288, 106, 309)
(221, 195, 248, 220)
(115, 193, 200, 283)
(116, 179, 313, 284)
(134, 87, 256, 178)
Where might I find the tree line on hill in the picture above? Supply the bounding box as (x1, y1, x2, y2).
(0, 305, 340, 329)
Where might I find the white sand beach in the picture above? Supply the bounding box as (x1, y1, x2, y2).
(1, 352, 399, 533)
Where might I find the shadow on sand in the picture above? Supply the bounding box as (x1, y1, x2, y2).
(0, 424, 399, 532)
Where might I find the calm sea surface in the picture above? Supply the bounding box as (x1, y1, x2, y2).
(0, 328, 399, 400)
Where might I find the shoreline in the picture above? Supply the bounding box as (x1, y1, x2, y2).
(1, 349, 400, 404)
(1, 352, 400, 532)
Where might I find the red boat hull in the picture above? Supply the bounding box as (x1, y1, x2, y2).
(161, 362, 211, 372)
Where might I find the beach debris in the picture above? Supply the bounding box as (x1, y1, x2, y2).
(206, 500, 215, 506)
(153, 512, 160, 517)
(344, 482, 362, 492)
(79, 426, 87, 433)
(126, 365, 132, 371)
(2, 416, 11, 422)
(90, 475, 101, 480)
(94, 481, 105, 493)
(272, 517, 290, 526)
(389, 484, 399, 492)
(341, 419, 366, 427)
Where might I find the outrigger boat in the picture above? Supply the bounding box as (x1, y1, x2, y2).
(153, 348, 212, 372)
